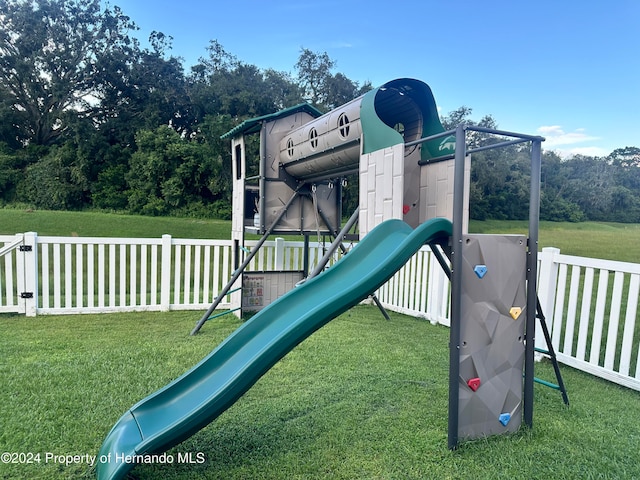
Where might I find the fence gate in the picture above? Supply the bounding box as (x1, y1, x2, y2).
(0, 233, 36, 315)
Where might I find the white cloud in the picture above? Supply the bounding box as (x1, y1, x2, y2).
(537, 125, 600, 147)
(329, 41, 354, 49)
(537, 125, 608, 158)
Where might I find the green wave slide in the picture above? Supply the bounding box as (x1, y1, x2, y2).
(97, 217, 452, 480)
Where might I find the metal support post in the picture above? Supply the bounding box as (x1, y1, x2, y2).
(448, 124, 466, 449)
(524, 139, 543, 427)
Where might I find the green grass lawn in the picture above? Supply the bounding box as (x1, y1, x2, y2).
(0, 208, 231, 239)
(470, 219, 640, 263)
(1, 306, 639, 480)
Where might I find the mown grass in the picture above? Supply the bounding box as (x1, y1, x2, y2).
(0, 208, 231, 239)
(1, 306, 639, 479)
(470, 219, 640, 263)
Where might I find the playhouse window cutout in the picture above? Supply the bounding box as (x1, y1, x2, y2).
(234, 144, 242, 180)
(309, 128, 318, 149)
(394, 122, 405, 138)
(338, 113, 350, 138)
(286, 138, 294, 158)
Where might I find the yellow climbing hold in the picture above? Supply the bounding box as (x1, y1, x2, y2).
(509, 307, 522, 320)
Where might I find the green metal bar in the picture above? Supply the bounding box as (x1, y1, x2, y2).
(206, 307, 241, 322)
(534, 377, 561, 390)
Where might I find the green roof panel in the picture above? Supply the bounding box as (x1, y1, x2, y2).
(220, 103, 324, 139)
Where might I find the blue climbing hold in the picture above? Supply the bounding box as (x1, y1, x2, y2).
(499, 413, 511, 426)
(474, 265, 488, 278)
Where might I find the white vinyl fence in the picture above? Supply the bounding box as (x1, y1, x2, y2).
(0, 233, 330, 316)
(536, 247, 640, 391)
(1, 233, 639, 392)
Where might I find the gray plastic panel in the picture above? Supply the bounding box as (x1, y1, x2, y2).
(458, 234, 527, 440)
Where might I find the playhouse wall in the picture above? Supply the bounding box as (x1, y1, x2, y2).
(358, 144, 405, 238)
(418, 158, 470, 234)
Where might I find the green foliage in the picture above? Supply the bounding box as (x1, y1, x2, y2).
(294, 47, 371, 111)
(125, 126, 228, 217)
(0, 0, 139, 145)
(0, 143, 23, 203)
(19, 143, 87, 209)
(0, 3, 637, 222)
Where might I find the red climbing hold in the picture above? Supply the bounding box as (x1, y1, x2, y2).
(467, 377, 481, 391)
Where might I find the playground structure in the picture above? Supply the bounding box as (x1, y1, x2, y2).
(97, 78, 567, 480)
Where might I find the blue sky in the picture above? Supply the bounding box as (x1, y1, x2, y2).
(107, 0, 639, 157)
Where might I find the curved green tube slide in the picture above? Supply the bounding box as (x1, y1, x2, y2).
(97, 217, 452, 480)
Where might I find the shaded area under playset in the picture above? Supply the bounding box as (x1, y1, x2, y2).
(97, 78, 568, 480)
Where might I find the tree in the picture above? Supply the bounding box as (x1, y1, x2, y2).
(293, 48, 371, 111)
(0, 0, 139, 145)
(98, 31, 194, 135)
(294, 48, 335, 108)
(564, 155, 616, 220)
(262, 68, 305, 111)
(19, 142, 87, 209)
(126, 124, 234, 218)
(189, 42, 305, 121)
(539, 150, 584, 222)
(608, 146, 640, 222)
(323, 73, 372, 110)
(440, 106, 498, 149)
(609, 146, 640, 168)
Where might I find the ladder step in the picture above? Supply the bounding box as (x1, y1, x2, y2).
(534, 377, 560, 390)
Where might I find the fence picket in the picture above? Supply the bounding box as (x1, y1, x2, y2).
(173, 244, 181, 305)
(619, 274, 639, 376)
(604, 272, 624, 370)
(87, 245, 95, 308)
(54, 244, 61, 309)
(41, 245, 50, 309)
(184, 245, 191, 305)
(563, 266, 581, 356)
(203, 246, 211, 305)
(551, 264, 568, 352)
(131, 245, 138, 307)
(76, 244, 83, 309)
(589, 270, 609, 364)
(140, 245, 147, 307)
(576, 267, 595, 361)
(109, 244, 116, 307)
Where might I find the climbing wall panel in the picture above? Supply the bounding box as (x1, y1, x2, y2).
(458, 234, 527, 440)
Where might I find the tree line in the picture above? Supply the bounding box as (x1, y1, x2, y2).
(1, 0, 638, 223)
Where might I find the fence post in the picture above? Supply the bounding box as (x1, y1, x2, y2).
(23, 232, 38, 317)
(275, 237, 284, 270)
(160, 234, 172, 311)
(536, 247, 561, 353)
